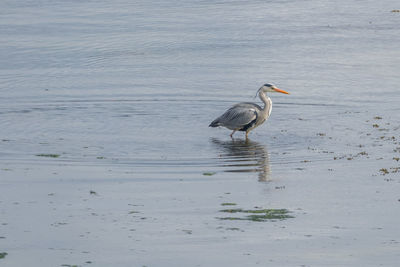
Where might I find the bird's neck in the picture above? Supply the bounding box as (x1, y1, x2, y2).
(259, 91, 272, 117)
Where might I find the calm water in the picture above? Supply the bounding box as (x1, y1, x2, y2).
(1, 1, 400, 266)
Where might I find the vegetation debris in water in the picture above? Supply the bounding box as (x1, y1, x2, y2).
(203, 172, 216, 176)
(129, 211, 139, 214)
(36, 153, 60, 158)
(0, 252, 7, 259)
(379, 168, 389, 175)
(218, 208, 294, 222)
(221, 203, 237, 206)
(390, 167, 400, 174)
(182, 229, 192, 234)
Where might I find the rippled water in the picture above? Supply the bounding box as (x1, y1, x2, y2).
(1, 0, 400, 266)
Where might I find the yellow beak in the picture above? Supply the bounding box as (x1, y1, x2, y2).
(273, 87, 289, 94)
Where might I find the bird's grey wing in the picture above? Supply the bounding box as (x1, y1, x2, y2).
(215, 106, 258, 129)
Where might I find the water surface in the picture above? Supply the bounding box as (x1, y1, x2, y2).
(1, 0, 400, 266)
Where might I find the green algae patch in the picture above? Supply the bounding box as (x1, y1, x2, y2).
(221, 203, 237, 206)
(129, 211, 140, 214)
(203, 172, 216, 176)
(36, 153, 60, 158)
(0, 252, 7, 259)
(218, 208, 294, 222)
(226, 227, 241, 231)
(218, 217, 243, 221)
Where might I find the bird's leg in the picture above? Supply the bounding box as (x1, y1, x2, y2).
(230, 130, 236, 138)
(245, 131, 249, 139)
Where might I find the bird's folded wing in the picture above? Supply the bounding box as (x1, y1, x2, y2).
(220, 107, 257, 127)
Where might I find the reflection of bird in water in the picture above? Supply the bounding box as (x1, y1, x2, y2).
(209, 83, 289, 138)
(210, 138, 271, 182)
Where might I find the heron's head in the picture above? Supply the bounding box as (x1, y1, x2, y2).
(258, 83, 289, 94)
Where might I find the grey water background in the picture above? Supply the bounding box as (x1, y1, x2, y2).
(1, 0, 400, 266)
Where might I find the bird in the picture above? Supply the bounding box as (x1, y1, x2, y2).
(209, 83, 289, 138)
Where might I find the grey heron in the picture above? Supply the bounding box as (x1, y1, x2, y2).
(209, 83, 289, 138)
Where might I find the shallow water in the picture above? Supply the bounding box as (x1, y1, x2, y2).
(1, 0, 400, 266)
